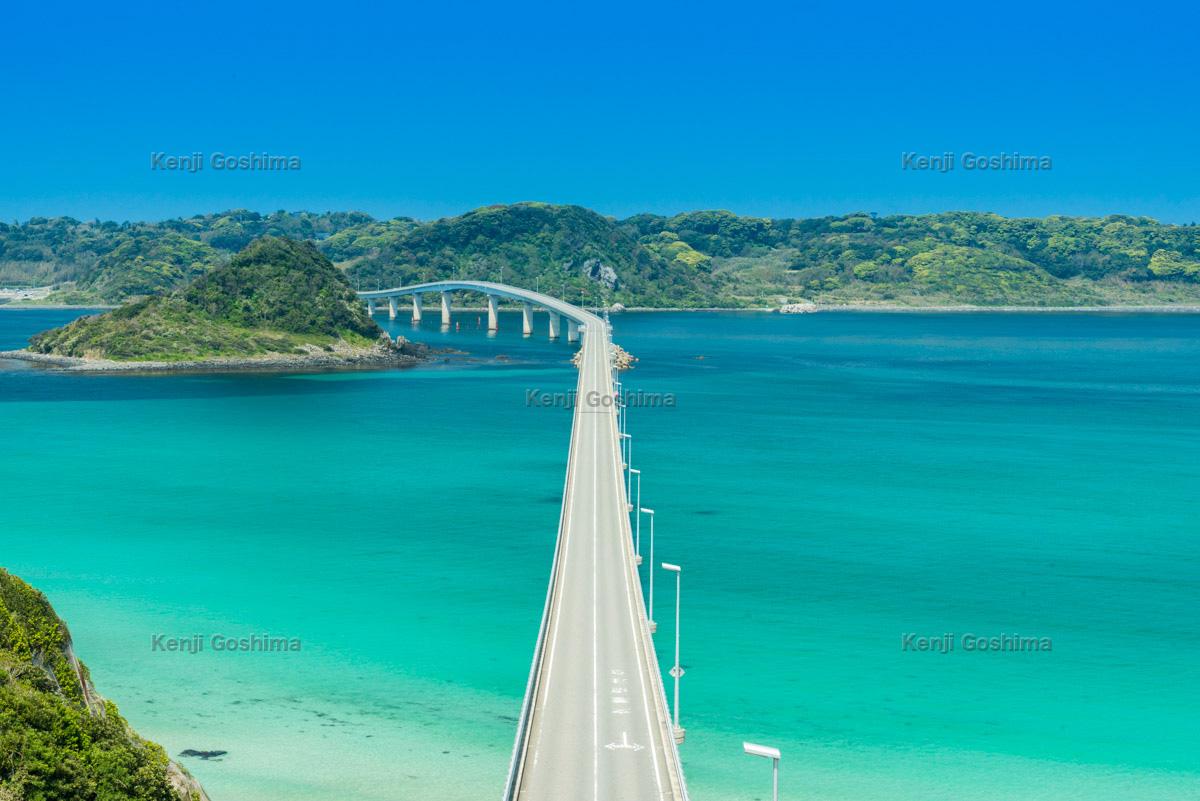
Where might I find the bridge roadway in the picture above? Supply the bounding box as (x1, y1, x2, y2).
(359, 282, 686, 800)
(509, 307, 686, 801)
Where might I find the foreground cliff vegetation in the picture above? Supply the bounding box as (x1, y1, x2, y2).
(4, 205, 1200, 307)
(0, 569, 204, 801)
(27, 237, 381, 361)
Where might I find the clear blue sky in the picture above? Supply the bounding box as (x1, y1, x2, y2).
(3, 1, 1197, 223)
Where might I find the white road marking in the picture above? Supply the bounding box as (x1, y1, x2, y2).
(605, 732, 645, 752)
(591, 338, 600, 801)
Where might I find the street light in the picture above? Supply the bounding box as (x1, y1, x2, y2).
(662, 562, 684, 743)
(743, 743, 781, 801)
(629, 468, 642, 563)
(641, 508, 657, 633)
(619, 432, 632, 504)
(617, 384, 626, 437)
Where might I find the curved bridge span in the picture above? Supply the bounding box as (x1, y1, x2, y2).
(359, 280, 589, 341)
(357, 282, 689, 801)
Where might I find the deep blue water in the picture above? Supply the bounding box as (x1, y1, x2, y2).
(2, 308, 1198, 800)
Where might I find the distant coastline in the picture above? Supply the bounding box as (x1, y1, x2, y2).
(6, 302, 1200, 315)
(618, 304, 1200, 313)
(0, 304, 116, 310)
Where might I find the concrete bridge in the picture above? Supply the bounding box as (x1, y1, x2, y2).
(358, 280, 584, 341)
(357, 281, 689, 801)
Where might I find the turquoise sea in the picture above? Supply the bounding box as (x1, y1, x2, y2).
(2, 308, 1198, 801)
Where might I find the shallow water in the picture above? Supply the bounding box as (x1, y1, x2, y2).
(2, 308, 1198, 800)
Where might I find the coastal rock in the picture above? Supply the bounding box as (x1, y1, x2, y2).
(179, 749, 228, 761)
(610, 302, 627, 312)
(611, 344, 637, 371)
(779, 302, 818, 314)
(572, 344, 636, 371)
(0, 338, 427, 374)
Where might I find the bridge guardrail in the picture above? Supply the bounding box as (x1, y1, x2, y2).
(500, 374, 583, 800)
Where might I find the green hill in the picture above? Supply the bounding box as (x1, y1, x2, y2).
(27, 237, 383, 362)
(0, 568, 208, 801)
(346, 202, 719, 307)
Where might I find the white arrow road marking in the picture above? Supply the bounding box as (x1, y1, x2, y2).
(604, 732, 645, 752)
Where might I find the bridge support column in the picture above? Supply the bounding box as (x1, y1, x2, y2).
(522, 302, 533, 336)
(388, 297, 398, 319)
(548, 312, 561, 340)
(567, 319, 579, 343)
(367, 299, 377, 316)
(441, 291, 452, 326)
(487, 295, 499, 331)
(412, 294, 423, 323)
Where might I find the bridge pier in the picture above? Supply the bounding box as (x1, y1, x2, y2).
(548, 312, 561, 340)
(388, 296, 398, 319)
(487, 295, 499, 331)
(441, 291, 452, 326)
(522, 302, 533, 336)
(366, 299, 377, 316)
(412, 294, 423, 322)
(567, 319, 579, 343)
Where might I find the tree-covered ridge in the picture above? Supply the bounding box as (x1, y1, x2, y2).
(4, 205, 1200, 308)
(346, 202, 723, 306)
(0, 568, 206, 801)
(0, 210, 379, 302)
(28, 238, 382, 361)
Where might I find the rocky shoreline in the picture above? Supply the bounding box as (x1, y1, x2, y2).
(0, 336, 433, 374)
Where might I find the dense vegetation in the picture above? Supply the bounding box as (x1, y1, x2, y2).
(0, 211, 373, 302)
(28, 238, 381, 361)
(0, 569, 204, 801)
(4, 205, 1200, 308)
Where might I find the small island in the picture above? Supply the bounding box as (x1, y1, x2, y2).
(2, 237, 426, 373)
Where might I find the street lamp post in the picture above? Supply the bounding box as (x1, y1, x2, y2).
(615, 381, 624, 435)
(743, 743, 781, 801)
(641, 508, 657, 633)
(662, 562, 684, 743)
(619, 385, 627, 438)
(629, 468, 642, 563)
(625, 433, 632, 504)
(618, 432, 632, 505)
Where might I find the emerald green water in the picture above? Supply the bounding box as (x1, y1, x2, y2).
(2, 309, 1198, 800)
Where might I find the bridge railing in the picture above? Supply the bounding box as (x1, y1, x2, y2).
(500, 382, 582, 800)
